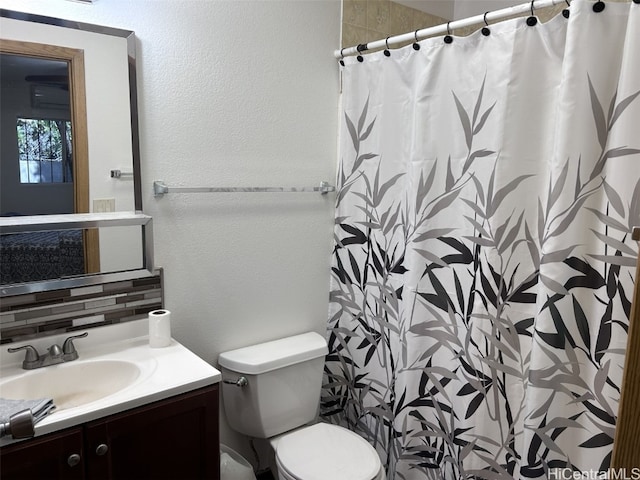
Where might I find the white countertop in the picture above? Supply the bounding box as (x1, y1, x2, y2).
(0, 320, 221, 445)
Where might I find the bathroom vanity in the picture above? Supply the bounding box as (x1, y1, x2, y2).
(0, 320, 222, 480)
(1, 385, 219, 480)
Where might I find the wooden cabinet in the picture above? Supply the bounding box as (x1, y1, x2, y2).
(85, 385, 219, 480)
(0, 427, 85, 480)
(1, 384, 219, 480)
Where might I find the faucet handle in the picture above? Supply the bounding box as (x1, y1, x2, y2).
(49, 344, 63, 357)
(7, 345, 40, 366)
(62, 332, 88, 356)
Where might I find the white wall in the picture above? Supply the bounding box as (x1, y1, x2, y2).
(0, 0, 341, 466)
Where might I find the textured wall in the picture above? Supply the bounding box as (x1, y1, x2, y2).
(1, 0, 341, 466)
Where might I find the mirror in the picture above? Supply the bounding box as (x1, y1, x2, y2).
(0, 212, 156, 343)
(0, 211, 153, 292)
(0, 9, 143, 291)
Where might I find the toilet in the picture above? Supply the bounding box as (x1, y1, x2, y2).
(218, 332, 386, 480)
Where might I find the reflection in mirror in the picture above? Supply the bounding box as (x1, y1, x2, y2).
(0, 10, 144, 296)
(0, 212, 155, 346)
(1, 226, 143, 286)
(0, 212, 153, 297)
(1, 55, 73, 210)
(2, 229, 85, 285)
(0, 39, 98, 277)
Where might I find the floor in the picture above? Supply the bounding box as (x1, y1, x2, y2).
(256, 470, 275, 480)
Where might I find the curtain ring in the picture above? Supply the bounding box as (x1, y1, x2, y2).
(444, 22, 453, 44)
(593, 0, 605, 12)
(356, 43, 366, 62)
(526, 1, 538, 26)
(339, 48, 345, 66)
(384, 37, 391, 57)
(563, 0, 571, 18)
(482, 11, 491, 36)
(412, 30, 421, 50)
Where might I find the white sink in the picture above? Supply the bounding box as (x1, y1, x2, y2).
(0, 360, 140, 410)
(0, 321, 221, 443)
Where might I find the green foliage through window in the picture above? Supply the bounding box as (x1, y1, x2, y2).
(17, 118, 73, 184)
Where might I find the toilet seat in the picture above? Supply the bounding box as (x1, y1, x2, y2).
(275, 423, 381, 480)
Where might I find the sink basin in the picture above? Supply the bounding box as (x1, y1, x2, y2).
(0, 360, 140, 411)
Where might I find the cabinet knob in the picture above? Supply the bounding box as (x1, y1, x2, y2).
(95, 443, 109, 456)
(67, 453, 81, 467)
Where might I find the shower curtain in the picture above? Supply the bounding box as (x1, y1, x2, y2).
(322, 1, 640, 479)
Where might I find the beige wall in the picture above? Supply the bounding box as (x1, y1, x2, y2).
(342, 0, 448, 48)
(342, 0, 579, 50)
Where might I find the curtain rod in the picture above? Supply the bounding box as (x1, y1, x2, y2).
(335, 0, 572, 59)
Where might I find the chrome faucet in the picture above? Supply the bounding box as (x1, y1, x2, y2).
(8, 332, 88, 370)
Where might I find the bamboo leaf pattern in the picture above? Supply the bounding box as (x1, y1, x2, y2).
(324, 42, 639, 479)
(588, 76, 608, 150)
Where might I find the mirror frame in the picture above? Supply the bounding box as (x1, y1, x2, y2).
(0, 9, 147, 296)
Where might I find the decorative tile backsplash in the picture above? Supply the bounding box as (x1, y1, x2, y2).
(0, 270, 163, 344)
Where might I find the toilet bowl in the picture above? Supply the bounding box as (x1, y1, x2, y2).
(270, 423, 385, 480)
(218, 332, 386, 480)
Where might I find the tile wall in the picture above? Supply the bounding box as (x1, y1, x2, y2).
(0, 271, 163, 344)
(342, 0, 449, 48)
(342, 0, 571, 50)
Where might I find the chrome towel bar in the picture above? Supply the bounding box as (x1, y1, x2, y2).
(153, 180, 335, 197)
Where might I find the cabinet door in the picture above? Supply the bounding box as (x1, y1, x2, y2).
(0, 427, 85, 480)
(85, 385, 219, 480)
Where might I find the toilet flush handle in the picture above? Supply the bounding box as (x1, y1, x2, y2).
(223, 376, 248, 387)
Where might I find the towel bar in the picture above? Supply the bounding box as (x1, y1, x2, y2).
(153, 180, 335, 197)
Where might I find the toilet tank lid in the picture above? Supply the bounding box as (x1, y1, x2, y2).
(218, 332, 328, 374)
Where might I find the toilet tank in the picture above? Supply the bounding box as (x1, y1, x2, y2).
(218, 332, 328, 438)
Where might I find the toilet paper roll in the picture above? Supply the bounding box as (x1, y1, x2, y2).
(149, 309, 171, 348)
